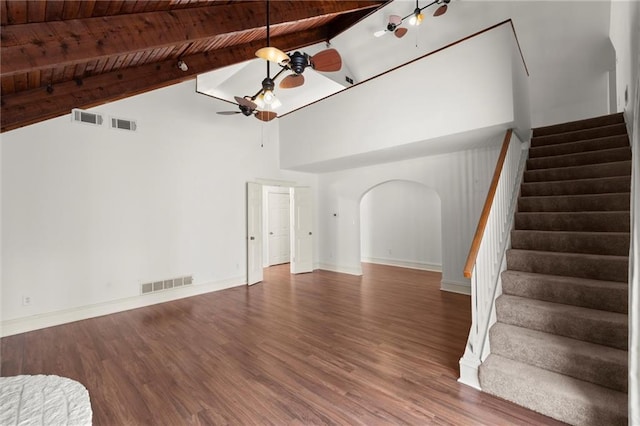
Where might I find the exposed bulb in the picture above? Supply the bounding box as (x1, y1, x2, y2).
(374, 29, 387, 37)
(263, 90, 275, 105)
(409, 9, 423, 26)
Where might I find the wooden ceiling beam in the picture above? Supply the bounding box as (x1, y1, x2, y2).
(1, 1, 384, 77)
(0, 28, 328, 132)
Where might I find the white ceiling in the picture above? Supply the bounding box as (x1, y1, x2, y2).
(198, 0, 613, 126)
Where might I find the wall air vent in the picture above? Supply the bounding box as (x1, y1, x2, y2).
(140, 275, 193, 295)
(110, 117, 137, 131)
(71, 109, 103, 126)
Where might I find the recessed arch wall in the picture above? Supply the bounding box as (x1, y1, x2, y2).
(317, 139, 505, 294)
(360, 180, 442, 272)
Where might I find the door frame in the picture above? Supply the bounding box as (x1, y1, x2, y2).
(246, 179, 314, 285)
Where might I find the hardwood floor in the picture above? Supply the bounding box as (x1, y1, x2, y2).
(1, 263, 563, 425)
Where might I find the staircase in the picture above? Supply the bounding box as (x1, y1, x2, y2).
(478, 113, 630, 425)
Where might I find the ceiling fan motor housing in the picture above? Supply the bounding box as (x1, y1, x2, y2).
(261, 77, 275, 92)
(288, 51, 311, 75)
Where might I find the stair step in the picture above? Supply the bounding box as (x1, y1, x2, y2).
(518, 193, 630, 212)
(501, 270, 628, 313)
(529, 134, 629, 158)
(489, 323, 627, 392)
(520, 176, 630, 197)
(531, 123, 628, 147)
(514, 211, 630, 232)
(495, 295, 628, 349)
(511, 230, 629, 256)
(524, 160, 631, 183)
(479, 355, 627, 426)
(527, 147, 631, 170)
(506, 249, 628, 282)
(532, 113, 625, 137)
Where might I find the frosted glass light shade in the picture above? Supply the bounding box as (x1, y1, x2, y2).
(256, 47, 290, 65)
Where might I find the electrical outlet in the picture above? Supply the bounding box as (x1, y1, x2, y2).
(22, 296, 31, 306)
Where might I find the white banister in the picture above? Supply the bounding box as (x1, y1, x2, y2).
(458, 129, 528, 389)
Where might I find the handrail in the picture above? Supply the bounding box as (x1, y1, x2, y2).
(463, 128, 513, 278)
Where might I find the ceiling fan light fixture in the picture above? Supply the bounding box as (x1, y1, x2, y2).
(374, 29, 387, 37)
(409, 9, 424, 26)
(256, 47, 290, 65)
(262, 89, 276, 105)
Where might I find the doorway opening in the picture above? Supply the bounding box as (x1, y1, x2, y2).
(246, 182, 314, 285)
(360, 180, 442, 273)
(263, 185, 291, 267)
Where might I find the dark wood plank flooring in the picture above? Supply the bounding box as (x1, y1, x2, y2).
(1, 263, 563, 425)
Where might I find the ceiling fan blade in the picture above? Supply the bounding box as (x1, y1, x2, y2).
(280, 74, 305, 89)
(389, 15, 402, 25)
(255, 111, 278, 122)
(394, 27, 408, 38)
(256, 46, 290, 65)
(217, 111, 241, 115)
(433, 4, 448, 17)
(234, 96, 257, 110)
(310, 48, 342, 72)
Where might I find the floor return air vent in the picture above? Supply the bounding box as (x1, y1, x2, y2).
(141, 275, 193, 295)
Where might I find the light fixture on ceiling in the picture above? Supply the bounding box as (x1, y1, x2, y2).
(177, 60, 188, 71)
(409, 3, 424, 26)
(374, 0, 450, 38)
(216, 0, 342, 121)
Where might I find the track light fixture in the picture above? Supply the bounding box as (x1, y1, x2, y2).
(374, 0, 450, 38)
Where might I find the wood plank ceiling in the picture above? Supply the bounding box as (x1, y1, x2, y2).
(0, 0, 389, 132)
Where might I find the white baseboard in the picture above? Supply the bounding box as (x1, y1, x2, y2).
(316, 262, 363, 276)
(440, 279, 471, 295)
(361, 257, 442, 272)
(1, 276, 245, 337)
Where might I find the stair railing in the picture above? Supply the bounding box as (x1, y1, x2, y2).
(458, 128, 528, 389)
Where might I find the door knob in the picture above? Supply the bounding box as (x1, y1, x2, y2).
(309, 232, 312, 235)
(250, 236, 255, 240)
(269, 232, 274, 235)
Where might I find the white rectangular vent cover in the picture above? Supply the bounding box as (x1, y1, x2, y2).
(71, 109, 103, 126)
(111, 117, 137, 131)
(141, 275, 193, 295)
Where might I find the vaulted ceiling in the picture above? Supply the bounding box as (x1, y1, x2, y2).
(0, 0, 389, 132)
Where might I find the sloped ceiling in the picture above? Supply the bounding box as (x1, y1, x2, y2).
(0, 0, 389, 132)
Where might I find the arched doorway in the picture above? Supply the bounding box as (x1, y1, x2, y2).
(360, 180, 442, 272)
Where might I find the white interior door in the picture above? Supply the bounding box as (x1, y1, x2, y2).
(268, 192, 290, 266)
(247, 182, 263, 285)
(290, 186, 313, 274)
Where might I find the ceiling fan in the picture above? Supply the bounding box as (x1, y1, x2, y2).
(217, 0, 342, 122)
(374, 0, 451, 38)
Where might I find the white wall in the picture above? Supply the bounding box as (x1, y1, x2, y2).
(360, 180, 442, 271)
(610, 0, 640, 136)
(318, 137, 503, 293)
(1, 81, 317, 335)
(280, 24, 517, 172)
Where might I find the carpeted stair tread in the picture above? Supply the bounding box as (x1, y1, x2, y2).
(531, 123, 628, 147)
(489, 323, 627, 392)
(501, 270, 628, 313)
(532, 112, 625, 137)
(495, 295, 628, 349)
(511, 230, 629, 256)
(520, 176, 630, 196)
(479, 355, 627, 426)
(524, 160, 631, 183)
(527, 147, 631, 170)
(514, 211, 630, 232)
(506, 249, 628, 282)
(529, 134, 629, 158)
(518, 192, 630, 212)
